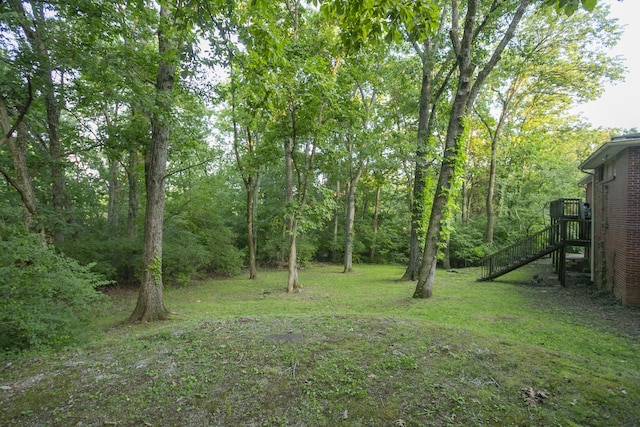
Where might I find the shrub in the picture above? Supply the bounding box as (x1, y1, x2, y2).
(58, 230, 142, 285)
(162, 226, 210, 285)
(200, 236, 243, 277)
(0, 226, 110, 352)
(449, 221, 490, 268)
(163, 214, 244, 282)
(258, 233, 318, 268)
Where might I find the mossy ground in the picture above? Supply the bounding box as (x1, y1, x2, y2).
(1, 264, 638, 426)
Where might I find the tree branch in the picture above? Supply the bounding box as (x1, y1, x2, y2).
(164, 158, 213, 179)
(468, 0, 534, 109)
(0, 81, 33, 144)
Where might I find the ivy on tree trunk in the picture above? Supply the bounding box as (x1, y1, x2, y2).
(413, 0, 533, 298)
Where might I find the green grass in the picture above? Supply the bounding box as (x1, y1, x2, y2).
(1, 264, 638, 426)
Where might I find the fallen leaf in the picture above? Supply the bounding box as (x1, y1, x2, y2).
(519, 387, 549, 406)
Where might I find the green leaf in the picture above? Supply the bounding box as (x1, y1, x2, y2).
(564, 2, 579, 16)
(581, 0, 597, 12)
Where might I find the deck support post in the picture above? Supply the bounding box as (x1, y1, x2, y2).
(559, 244, 566, 286)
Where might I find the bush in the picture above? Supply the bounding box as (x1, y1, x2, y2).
(58, 230, 142, 286)
(257, 233, 318, 268)
(0, 226, 110, 352)
(449, 221, 490, 268)
(162, 226, 211, 285)
(201, 237, 243, 277)
(163, 214, 244, 282)
(356, 221, 409, 265)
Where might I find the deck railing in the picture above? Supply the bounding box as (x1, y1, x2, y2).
(550, 198, 582, 219)
(479, 219, 591, 281)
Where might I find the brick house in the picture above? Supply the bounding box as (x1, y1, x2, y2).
(579, 133, 640, 306)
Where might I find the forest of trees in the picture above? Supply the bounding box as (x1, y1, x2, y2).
(0, 0, 628, 347)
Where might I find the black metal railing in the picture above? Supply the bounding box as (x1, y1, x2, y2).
(478, 219, 591, 281)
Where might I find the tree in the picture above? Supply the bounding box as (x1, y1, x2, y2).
(341, 134, 362, 273)
(130, 3, 186, 321)
(215, 1, 280, 279)
(413, 0, 533, 298)
(474, 4, 622, 243)
(477, 77, 516, 244)
(234, 121, 262, 280)
(319, 0, 441, 281)
(0, 83, 37, 230)
(367, 52, 421, 264)
(4, 0, 69, 242)
(401, 5, 455, 280)
(335, 51, 384, 273)
(267, 3, 340, 291)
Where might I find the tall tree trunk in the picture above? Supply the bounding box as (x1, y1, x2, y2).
(10, 0, 65, 242)
(485, 132, 498, 243)
(480, 80, 515, 243)
(413, 80, 470, 298)
(370, 185, 381, 262)
(0, 98, 38, 230)
(403, 157, 427, 281)
(130, 5, 176, 321)
(413, 0, 532, 298)
(332, 180, 340, 262)
(230, 33, 260, 279)
(246, 175, 258, 279)
(233, 124, 260, 279)
(401, 6, 453, 281)
(343, 131, 363, 273)
(401, 23, 451, 280)
(343, 167, 362, 273)
(251, 174, 261, 266)
(107, 159, 120, 229)
(402, 54, 431, 277)
(287, 220, 300, 291)
(285, 131, 301, 292)
(126, 148, 139, 241)
(283, 0, 303, 292)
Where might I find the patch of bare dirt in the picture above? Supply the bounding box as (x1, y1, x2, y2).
(520, 265, 640, 341)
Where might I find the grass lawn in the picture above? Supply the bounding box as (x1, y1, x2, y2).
(1, 264, 638, 426)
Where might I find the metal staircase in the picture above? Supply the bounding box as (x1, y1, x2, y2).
(478, 199, 591, 284)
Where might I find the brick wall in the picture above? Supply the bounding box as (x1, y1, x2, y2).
(625, 147, 640, 305)
(593, 165, 605, 290)
(592, 147, 640, 306)
(609, 151, 628, 302)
